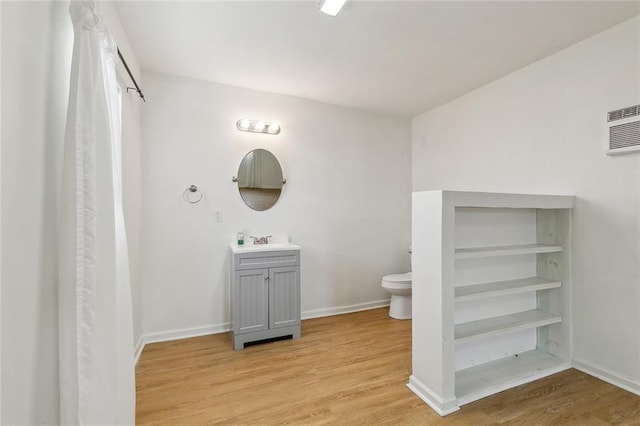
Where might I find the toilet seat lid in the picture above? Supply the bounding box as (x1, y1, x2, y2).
(382, 272, 412, 284)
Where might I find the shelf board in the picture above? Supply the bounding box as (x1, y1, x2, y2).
(455, 309, 561, 343)
(455, 349, 569, 406)
(455, 244, 563, 259)
(455, 277, 562, 302)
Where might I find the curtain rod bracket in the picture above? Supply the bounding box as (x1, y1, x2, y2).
(125, 87, 145, 102)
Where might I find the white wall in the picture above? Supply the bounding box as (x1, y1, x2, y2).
(1, 2, 143, 423)
(141, 72, 412, 338)
(412, 17, 640, 391)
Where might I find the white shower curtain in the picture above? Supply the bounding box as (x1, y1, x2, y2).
(59, 1, 135, 424)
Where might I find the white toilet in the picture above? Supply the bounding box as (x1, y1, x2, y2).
(381, 272, 412, 320)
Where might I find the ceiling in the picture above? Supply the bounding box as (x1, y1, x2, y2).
(114, 1, 640, 117)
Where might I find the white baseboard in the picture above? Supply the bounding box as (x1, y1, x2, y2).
(134, 302, 391, 360)
(134, 336, 144, 365)
(135, 322, 231, 363)
(407, 375, 459, 416)
(572, 359, 640, 396)
(143, 322, 231, 345)
(301, 299, 390, 320)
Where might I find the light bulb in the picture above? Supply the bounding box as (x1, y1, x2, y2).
(320, 0, 348, 16)
(254, 121, 266, 132)
(268, 122, 280, 134)
(239, 119, 250, 130)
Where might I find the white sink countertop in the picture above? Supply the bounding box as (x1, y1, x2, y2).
(230, 242, 301, 253)
(229, 234, 301, 253)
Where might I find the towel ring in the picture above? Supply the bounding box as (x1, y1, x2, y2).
(183, 185, 203, 204)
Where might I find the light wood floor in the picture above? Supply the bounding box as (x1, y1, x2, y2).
(136, 308, 640, 425)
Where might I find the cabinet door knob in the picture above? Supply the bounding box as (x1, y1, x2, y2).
(264, 275, 269, 281)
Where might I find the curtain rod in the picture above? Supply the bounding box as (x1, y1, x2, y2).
(117, 48, 145, 102)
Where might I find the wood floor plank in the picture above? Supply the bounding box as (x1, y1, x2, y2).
(136, 308, 640, 425)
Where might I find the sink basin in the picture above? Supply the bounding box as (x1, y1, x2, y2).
(230, 242, 301, 253)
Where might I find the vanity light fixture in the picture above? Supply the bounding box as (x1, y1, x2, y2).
(319, 0, 347, 16)
(236, 119, 281, 135)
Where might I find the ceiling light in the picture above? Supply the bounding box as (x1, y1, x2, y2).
(319, 0, 347, 16)
(236, 119, 281, 135)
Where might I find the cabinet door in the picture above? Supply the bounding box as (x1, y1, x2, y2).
(234, 268, 269, 335)
(269, 266, 300, 329)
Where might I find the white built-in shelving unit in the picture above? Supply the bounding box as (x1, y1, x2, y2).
(408, 191, 574, 415)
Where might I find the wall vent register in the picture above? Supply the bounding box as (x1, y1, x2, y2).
(608, 104, 639, 122)
(607, 104, 640, 156)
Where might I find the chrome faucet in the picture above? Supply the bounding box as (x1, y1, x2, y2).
(250, 235, 272, 245)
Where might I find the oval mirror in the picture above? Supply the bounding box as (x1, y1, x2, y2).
(236, 149, 284, 211)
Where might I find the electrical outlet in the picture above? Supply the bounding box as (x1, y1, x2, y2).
(214, 211, 223, 223)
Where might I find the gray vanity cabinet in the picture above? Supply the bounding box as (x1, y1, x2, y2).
(231, 249, 301, 350)
(268, 266, 300, 329)
(234, 268, 269, 335)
